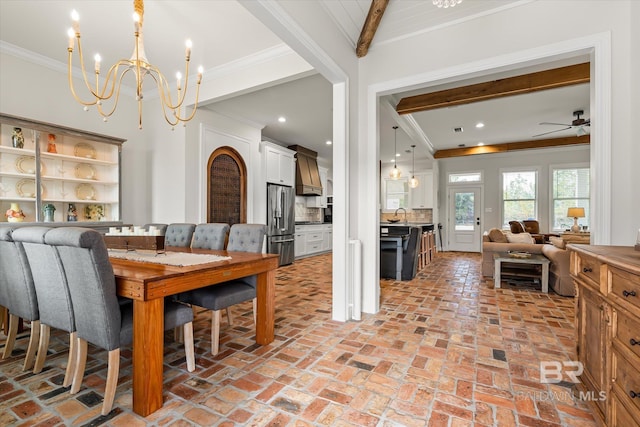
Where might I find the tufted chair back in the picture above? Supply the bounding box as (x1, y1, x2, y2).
(45, 227, 124, 351)
(165, 223, 196, 247)
(508, 221, 525, 234)
(227, 224, 266, 253)
(0, 227, 39, 323)
(522, 220, 540, 234)
(12, 227, 74, 333)
(191, 223, 229, 250)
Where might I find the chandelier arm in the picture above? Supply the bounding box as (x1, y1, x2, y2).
(95, 68, 132, 119)
(68, 49, 99, 107)
(173, 81, 202, 122)
(147, 73, 184, 127)
(147, 61, 190, 110)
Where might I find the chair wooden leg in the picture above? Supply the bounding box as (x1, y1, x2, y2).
(71, 337, 87, 394)
(183, 323, 195, 372)
(174, 326, 184, 343)
(63, 331, 78, 388)
(102, 349, 120, 416)
(226, 307, 233, 326)
(23, 320, 40, 371)
(33, 323, 50, 373)
(0, 305, 6, 331)
(252, 298, 257, 325)
(2, 313, 19, 359)
(211, 310, 221, 355)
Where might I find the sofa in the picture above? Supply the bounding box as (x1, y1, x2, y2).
(482, 228, 576, 296)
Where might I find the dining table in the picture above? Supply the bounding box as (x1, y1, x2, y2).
(109, 246, 279, 417)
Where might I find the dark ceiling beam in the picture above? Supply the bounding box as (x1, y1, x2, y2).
(433, 135, 590, 159)
(396, 62, 590, 115)
(356, 0, 389, 58)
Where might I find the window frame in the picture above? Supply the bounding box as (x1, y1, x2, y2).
(549, 162, 590, 232)
(499, 166, 540, 228)
(448, 171, 484, 184)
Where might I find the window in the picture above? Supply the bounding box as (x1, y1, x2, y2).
(501, 170, 537, 227)
(551, 166, 589, 231)
(384, 177, 408, 211)
(449, 172, 482, 183)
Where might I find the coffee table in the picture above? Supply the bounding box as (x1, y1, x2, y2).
(493, 252, 550, 293)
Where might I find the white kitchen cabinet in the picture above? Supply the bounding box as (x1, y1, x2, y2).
(294, 230, 306, 257)
(0, 113, 124, 224)
(305, 166, 328, 208)
(322, 226, 332, 251)
(295, 224, 332, 258)
(264, 141, 295, 187)
(410, 171, 434, 209)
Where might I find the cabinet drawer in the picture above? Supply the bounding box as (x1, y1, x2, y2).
(306, 242, 322, 253)
(614, 309, 640, 360)
(610, 266, 640, 311)
(611, 390, 640, 427)
(307, 233, 323, 242)
(612, 351, 640, 414)
(576, 252, 601, 285)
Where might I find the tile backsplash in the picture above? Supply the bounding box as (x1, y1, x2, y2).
(381, 209, 433, 223)
(295, 198, 323, 222)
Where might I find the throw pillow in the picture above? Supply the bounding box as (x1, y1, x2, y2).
(488, 228, 508, 243)
(506, 232, 534, 244)
(549, 236, 566, 249)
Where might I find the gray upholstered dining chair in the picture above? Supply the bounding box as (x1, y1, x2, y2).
(44, 227, 196, 415)
(178, 224, 266, 355)
(0, 227, 41, 371)
(12, 226, 77, 384)
(165, 223, 196, 247)
(191, 223, 229, 250)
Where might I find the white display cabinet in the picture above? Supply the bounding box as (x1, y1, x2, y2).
(0, 114, 125, 225)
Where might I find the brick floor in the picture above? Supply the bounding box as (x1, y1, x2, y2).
(0, 252, 597, 426)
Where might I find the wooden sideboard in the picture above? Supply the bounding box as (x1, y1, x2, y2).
(569, 244, 640, 426)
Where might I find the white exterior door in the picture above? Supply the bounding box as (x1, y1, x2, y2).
(448, 186, 482, 252)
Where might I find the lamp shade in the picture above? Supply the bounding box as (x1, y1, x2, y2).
(567, 207, 585, 218)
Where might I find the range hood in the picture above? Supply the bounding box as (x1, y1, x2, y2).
(288, 145, 322, 196)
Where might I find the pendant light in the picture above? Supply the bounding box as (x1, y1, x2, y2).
(409, 144, 419, 188)
(389, 126, 401, 179)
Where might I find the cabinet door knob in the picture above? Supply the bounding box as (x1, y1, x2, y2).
(631, 338, 640, 346)
(582, 267, 592, 273)
(622, 290, 637, 297)
(630, 390, 639, 399)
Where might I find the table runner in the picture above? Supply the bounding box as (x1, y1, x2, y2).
(108, 250, 231, 266)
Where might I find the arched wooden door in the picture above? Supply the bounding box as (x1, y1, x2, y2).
(207, 147, 247, 225)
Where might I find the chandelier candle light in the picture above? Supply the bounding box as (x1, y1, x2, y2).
(389, 126, 401, 179)
(67, 0, 203, 129)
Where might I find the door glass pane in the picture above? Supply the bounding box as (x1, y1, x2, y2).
(454, 192, 475, 231)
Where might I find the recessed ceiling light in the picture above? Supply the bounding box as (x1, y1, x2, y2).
(477, 142, 484, 146)
(278, 116, 286, 123)
(396, 153, 401, 157)
(326, 140, 332, 145)
(475, 122, 485, 128)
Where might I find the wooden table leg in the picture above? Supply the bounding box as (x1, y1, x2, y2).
(494, 258, 502, 289)
(132, 298, 164, 417)
(255, 269, 275, 345)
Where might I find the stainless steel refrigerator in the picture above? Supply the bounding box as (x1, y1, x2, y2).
(267, 183, 295, 266)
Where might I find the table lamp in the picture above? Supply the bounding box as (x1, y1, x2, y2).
(567, 207, 585, 232)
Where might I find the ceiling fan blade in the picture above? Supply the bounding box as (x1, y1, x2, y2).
(532, 127, 571, 137)
(539, 122, 571, 126)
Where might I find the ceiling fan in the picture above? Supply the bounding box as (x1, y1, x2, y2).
(533, 110, 590, 137)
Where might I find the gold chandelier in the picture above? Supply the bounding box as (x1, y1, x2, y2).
(432, 0, 463, 8)
(67, 0, 203, 129)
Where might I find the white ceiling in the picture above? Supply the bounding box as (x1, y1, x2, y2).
(0, 0, 590, 165)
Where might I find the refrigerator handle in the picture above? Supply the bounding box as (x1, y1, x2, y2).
(280, 189, 286, 231)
